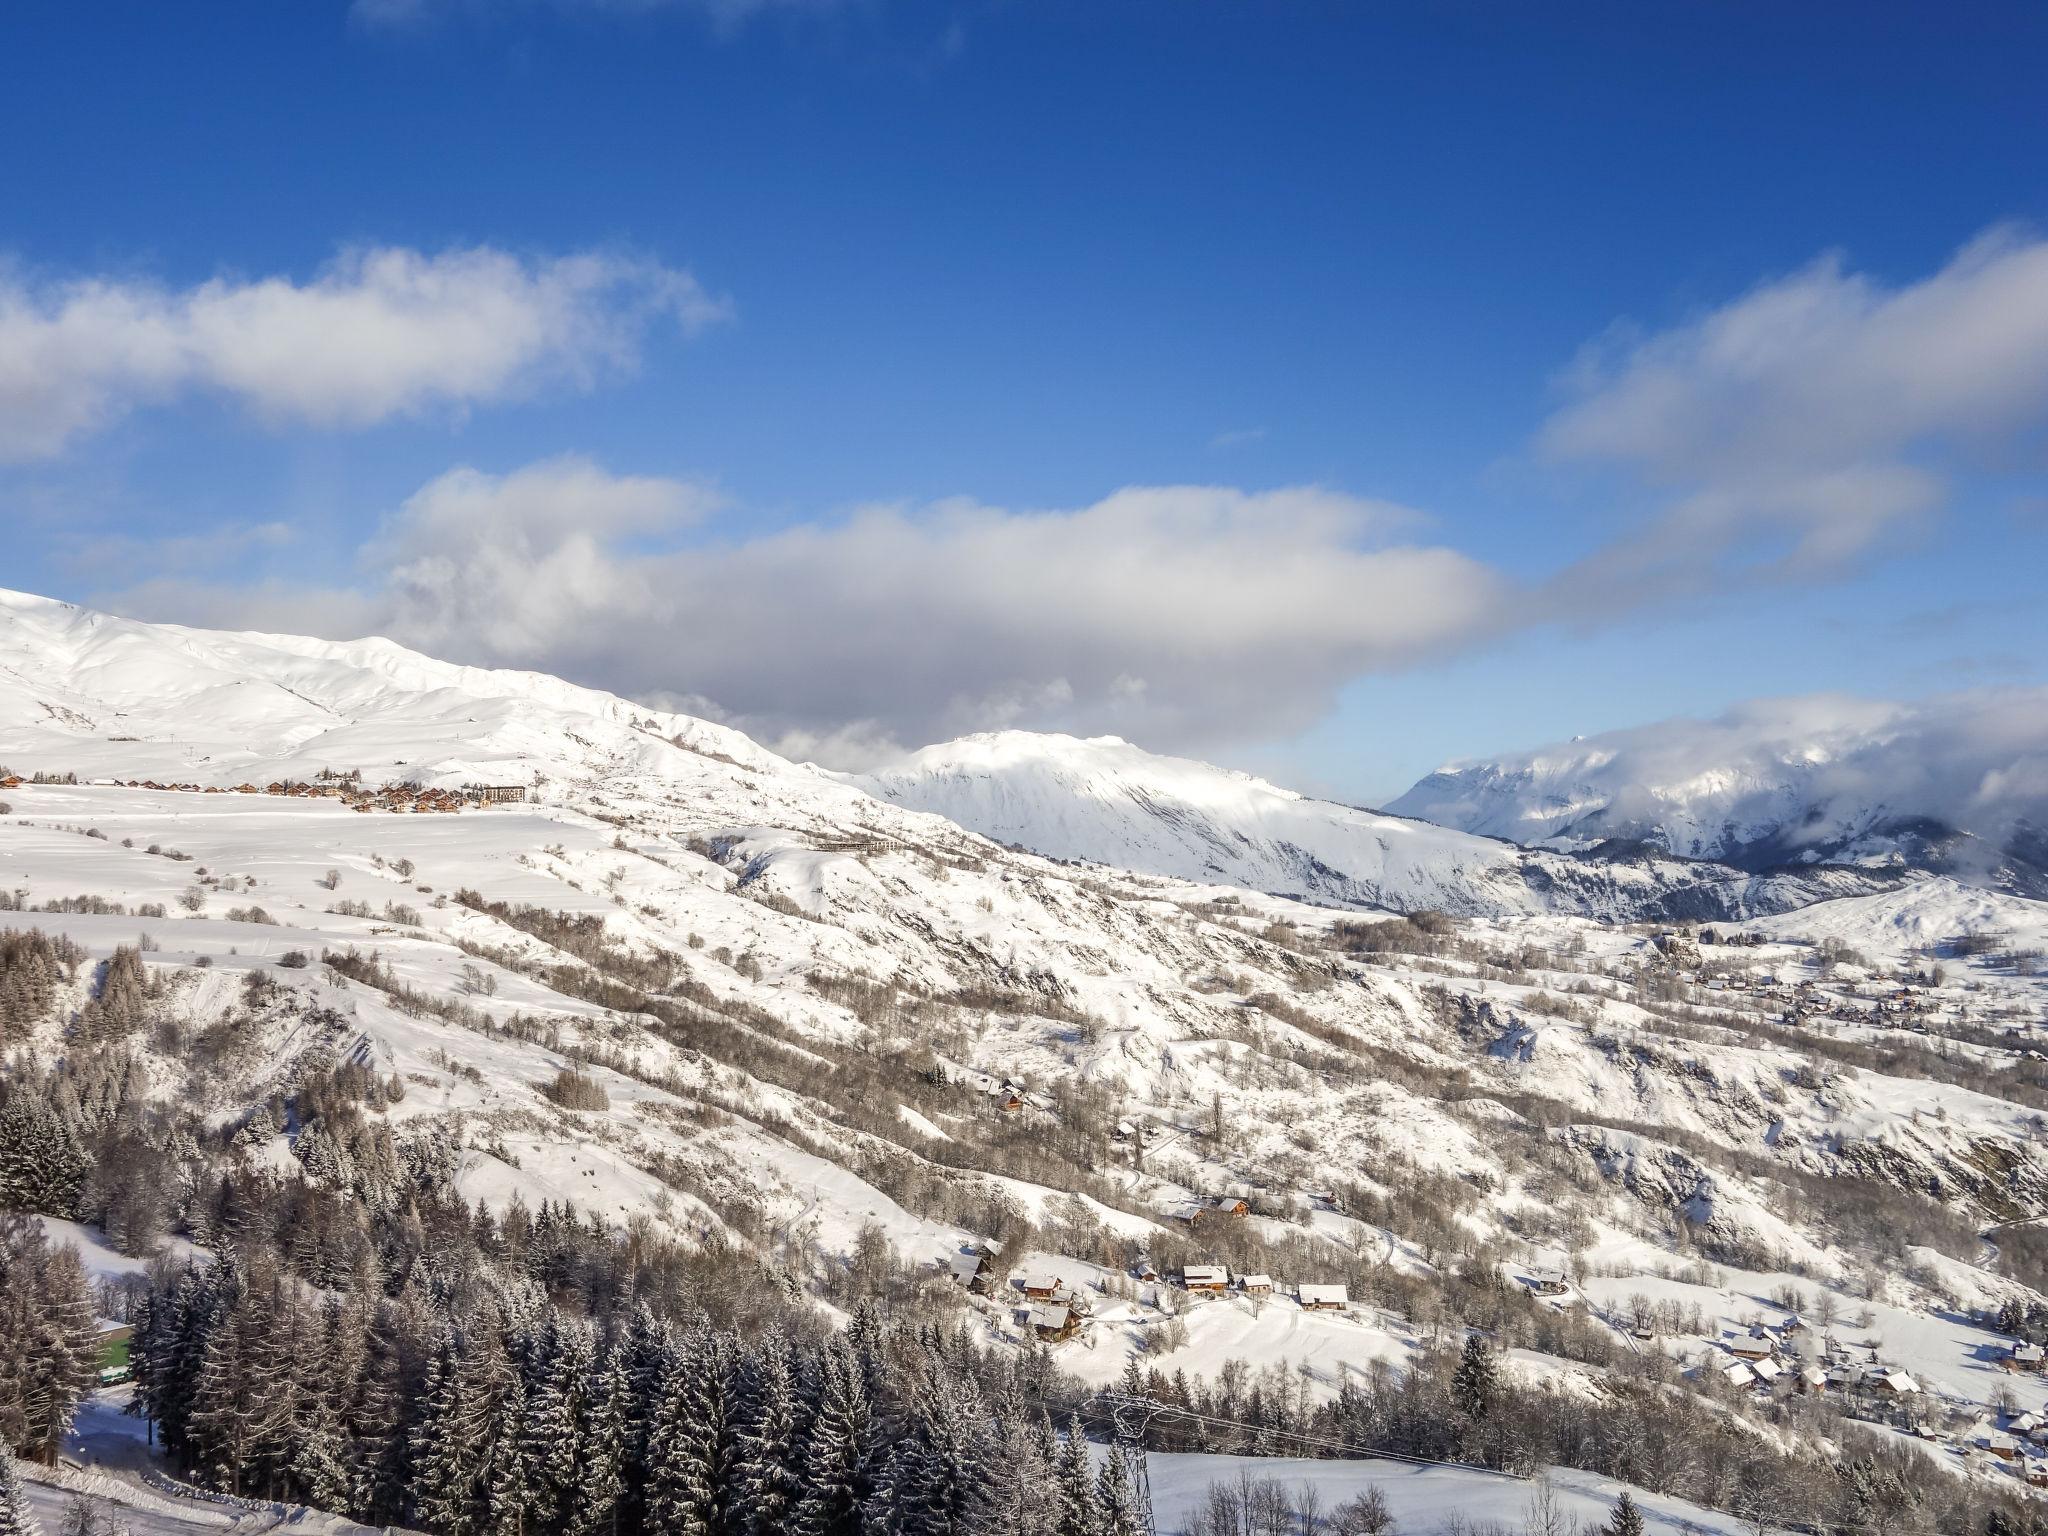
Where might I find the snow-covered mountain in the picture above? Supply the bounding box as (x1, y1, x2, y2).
(847, 729, 1896, 921)
(10, 586, 2048, 1533)
(1385, 691, 2048, 895)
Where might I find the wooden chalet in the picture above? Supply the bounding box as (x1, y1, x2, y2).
(1022, 1273, 1063, 1302)
(1028, 1303, 1080, 1343)
(1182, 1264, 1229, 1294)
(1528, 1267, 1569, 1295)
(1297, 1283, 1349, 1312)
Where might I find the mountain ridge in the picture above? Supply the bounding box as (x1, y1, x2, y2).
(1384, 691, 2048, 897)
(846, 727, 1902, 922)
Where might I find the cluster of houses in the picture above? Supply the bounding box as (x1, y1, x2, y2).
(1176, 1262, 1348, 1311)
(1721, 1328, 2048, 1486)
(939, 1243, 1352, 1347)
(1959, 1409, 2048, 1487)
(1714, 1320, 1923, 1408)
(80, 777, 528, 815)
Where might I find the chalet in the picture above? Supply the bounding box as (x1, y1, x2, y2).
(1212, 1195, 1251, 1218)
(1182, 1264, 1229, 1294)
(1528, 1268, 1568, 1295)
(1135, 1258, 1161, 1283)
(1298, 1284, 1349, 1312)
(1826, 1364, 1867, 1392)
(1722, 1362, 1757, 1390)
(2008, 1342, 2045, 1373)
(947, 1251, 993, 1292)
(0, 775, 21, 789)
(1726, 1333, 1777, 1362)
(1875, 1368, 1919, 1396)
(1028, 1303, 1079, 1343)
(2010, 1412, 2042, 1437)
(1022, 1273, 1063, 1302)
(1239, 1274, 1274, 1296)
(1751, 1357, 1783, 1384)
(1972, 1429, 2021, 1461)
(1000, 1094, 1025, 1114)
(1797, 1366, 1828, 1395)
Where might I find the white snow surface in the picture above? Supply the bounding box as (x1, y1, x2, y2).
(849, 728, 1895, 920)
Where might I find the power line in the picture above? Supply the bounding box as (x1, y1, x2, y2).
(1092, 1392, 1531, 1484)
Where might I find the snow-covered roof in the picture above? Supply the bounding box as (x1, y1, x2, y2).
(1183, 1264, 1229, 1286)
(1239, 1273, 1273, 1290)
(1028, 1303, 1074, 1331)
(1298, 1283, 1349, 1307)
(1723, 1363, 1756, 1387)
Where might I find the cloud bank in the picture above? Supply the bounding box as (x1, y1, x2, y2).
(1388, 689, 2048, 864)
(0, 245, 727, 460)
(1539, 226, 2048, 601)
(104, 463, 1512, 766)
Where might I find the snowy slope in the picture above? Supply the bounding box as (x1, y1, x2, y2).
(1386, 691, 2048, 894)
(847, 729, 1897, 920)
(9, 585, 2048, 1512)
(0, 585, 785, 790)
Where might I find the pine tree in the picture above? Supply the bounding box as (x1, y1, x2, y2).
(0, 1089, 89, 1217)
(738, 1336, 803, 1536)
(0, 1454, 38, 1536)
(566, 1341, 628, 1536)
(1095, 1445, 1141, 1536)
(1603, 1490, 1645, 1536)
(1451, 1333, 1497, 1425)
(484, 1379, 533, 1536)
(645, 1330, 739, 1536)
(0, 1220, 102, 1467)
(793, 1342, 875, 1536)
(1054, 1414, 1098, 1536)
(407, 1327, 483, 1536)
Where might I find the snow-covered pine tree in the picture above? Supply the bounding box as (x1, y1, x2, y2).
(1602, 1490, 1645, 1536)
(1053, 1413, 1098, 1536)
(737, 1335, 803, 1536)
(1451, 1333, 1497, 1425)
(1095, 1441, 1142, 1536)
(792, 1340, 876, 1536)
(0, 1088, 89, 1217)
(518, 1315, 590, 1534)
(566, 1338, 629, 1536)
(407, 1326, 484, 1536)
(645, 1329, 747, 1536)
(0, 1453, 38, 1536)
(483, 1378, 533, 1536)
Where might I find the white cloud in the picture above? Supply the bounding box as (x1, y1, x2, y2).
(1538, 227, 2048, 597)
(0, 245, 728, 460)
(101, 468, 1513, 763)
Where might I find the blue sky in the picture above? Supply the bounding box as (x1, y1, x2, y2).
(4, 1, 2046, 799)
